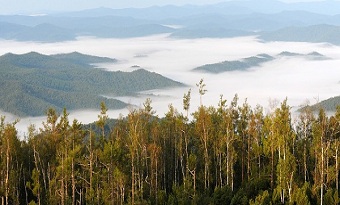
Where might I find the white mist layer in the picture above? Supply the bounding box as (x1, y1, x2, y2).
(0, 35, 339, 137)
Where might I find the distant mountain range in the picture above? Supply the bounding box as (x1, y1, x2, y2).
(0, 52, 184, 116)
(193, 51, 327, 73)
(1, 1, 340, 43)
(261, 24, 340, 45)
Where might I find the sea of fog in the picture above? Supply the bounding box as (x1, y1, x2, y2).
(1, 34, 340, 137)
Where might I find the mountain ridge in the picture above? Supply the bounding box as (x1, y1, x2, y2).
(193, 51, 327, 74)
(2, 6, 340, 43)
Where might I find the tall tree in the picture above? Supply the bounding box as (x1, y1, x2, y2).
(274, 100, 296, 204)
(97, 101, 108, 140)
(296, 106, 314, 183)
(312, 109, 329, 205)
(194, 79, 212, 190)
(247, 105, 264, 179)
(0, 118, 21, 205)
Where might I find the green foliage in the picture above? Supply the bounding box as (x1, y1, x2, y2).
(249, 190, 270, 205)
(324, 188, 340, 205)
(1, 96, 340, 204)
(230, 188, 249, 205)
(0, 52, 184, 116)
(292, 182, 312, 205)
(212, 186, 233, 205)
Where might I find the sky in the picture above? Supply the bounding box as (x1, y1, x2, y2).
(0, 0, 329, 14)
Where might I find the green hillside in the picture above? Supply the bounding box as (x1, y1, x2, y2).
(260, 24, 340, 45)
(0, 52, 184, 116)
(193, 54, 274, 73)
(304, 96, 340, 112)
(193, 52, 327, 74)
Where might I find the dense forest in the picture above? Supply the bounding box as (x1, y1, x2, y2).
(0, 52, 183, 116)
(0, 81, 340, 205)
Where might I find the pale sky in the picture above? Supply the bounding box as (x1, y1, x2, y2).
(0, 0, 332, 14)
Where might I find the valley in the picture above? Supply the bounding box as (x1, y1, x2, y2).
(1, 1, 340, 204)
(0, 35, 339, 136)
(0, 0, 340, 135)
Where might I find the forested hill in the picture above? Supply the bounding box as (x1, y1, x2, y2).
(0, 52, 184, 116)
(304, 96, 340, 112)
(193, 52, 326, 73)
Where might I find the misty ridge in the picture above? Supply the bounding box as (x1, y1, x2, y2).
(193, 51, 328, 73)
(0, 0, 340, 135)
(2, 2, 340, 204)
(2, 1, 340, 43)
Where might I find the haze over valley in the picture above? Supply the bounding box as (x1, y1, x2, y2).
(1, 0, 340, 134)
(2, 1, 340, 205)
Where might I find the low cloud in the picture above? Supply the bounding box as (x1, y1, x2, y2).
(1, 35, 339, 137)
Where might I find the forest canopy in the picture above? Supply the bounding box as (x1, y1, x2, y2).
(0, 88, 339, 204)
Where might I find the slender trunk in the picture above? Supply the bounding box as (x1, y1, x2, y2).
(193, 171, 196, 196)
(247, 133, 251, 180)
(321, 145, 324, 205)
(184, 131, 189, 185)
(163, 134, 166, 192)
(226, 143, 229, 187)
(174, 136, 177, 185)
(89, 131, 94, 203)
(279, 147, 283, 204)
(203, 120, 209, 190)
(131, 152, 135, 205)
(304, 143, 307, 182)
(180, 156, 185, 188)
(241, 133, 245, 183)
(61, 154, 65, 205)
(47, 163, 52, 203)
(72, 158, 76, 205)
(72, 134, 76, 205)
(110, 147, 114, 205)
(258, 155, 261, 179)
(24, 172, 29, 205)
(219, 152, 223, 187)
(188, 169, 196, 197)
(271, 145, 274, 189)
(5, 137, 9, 205)
(231, 162, 234, 191)
(304, 123, 308, 182)
(155, 158, 158, 205)
(33, 147, 41, 205)
(336, 145, 339, 191)
(204, 144, 209, 190)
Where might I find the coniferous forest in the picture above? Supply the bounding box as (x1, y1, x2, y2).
(1, 85, 340, 205)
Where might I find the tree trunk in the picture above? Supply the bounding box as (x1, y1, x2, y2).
(72, 158, 76, 205)
(336, 145, 339, 191)
(5, 136, 10, 205)
(131, 152, 135, 205)
(271, 145, 274, 189)
(321, 145, 324, 205)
